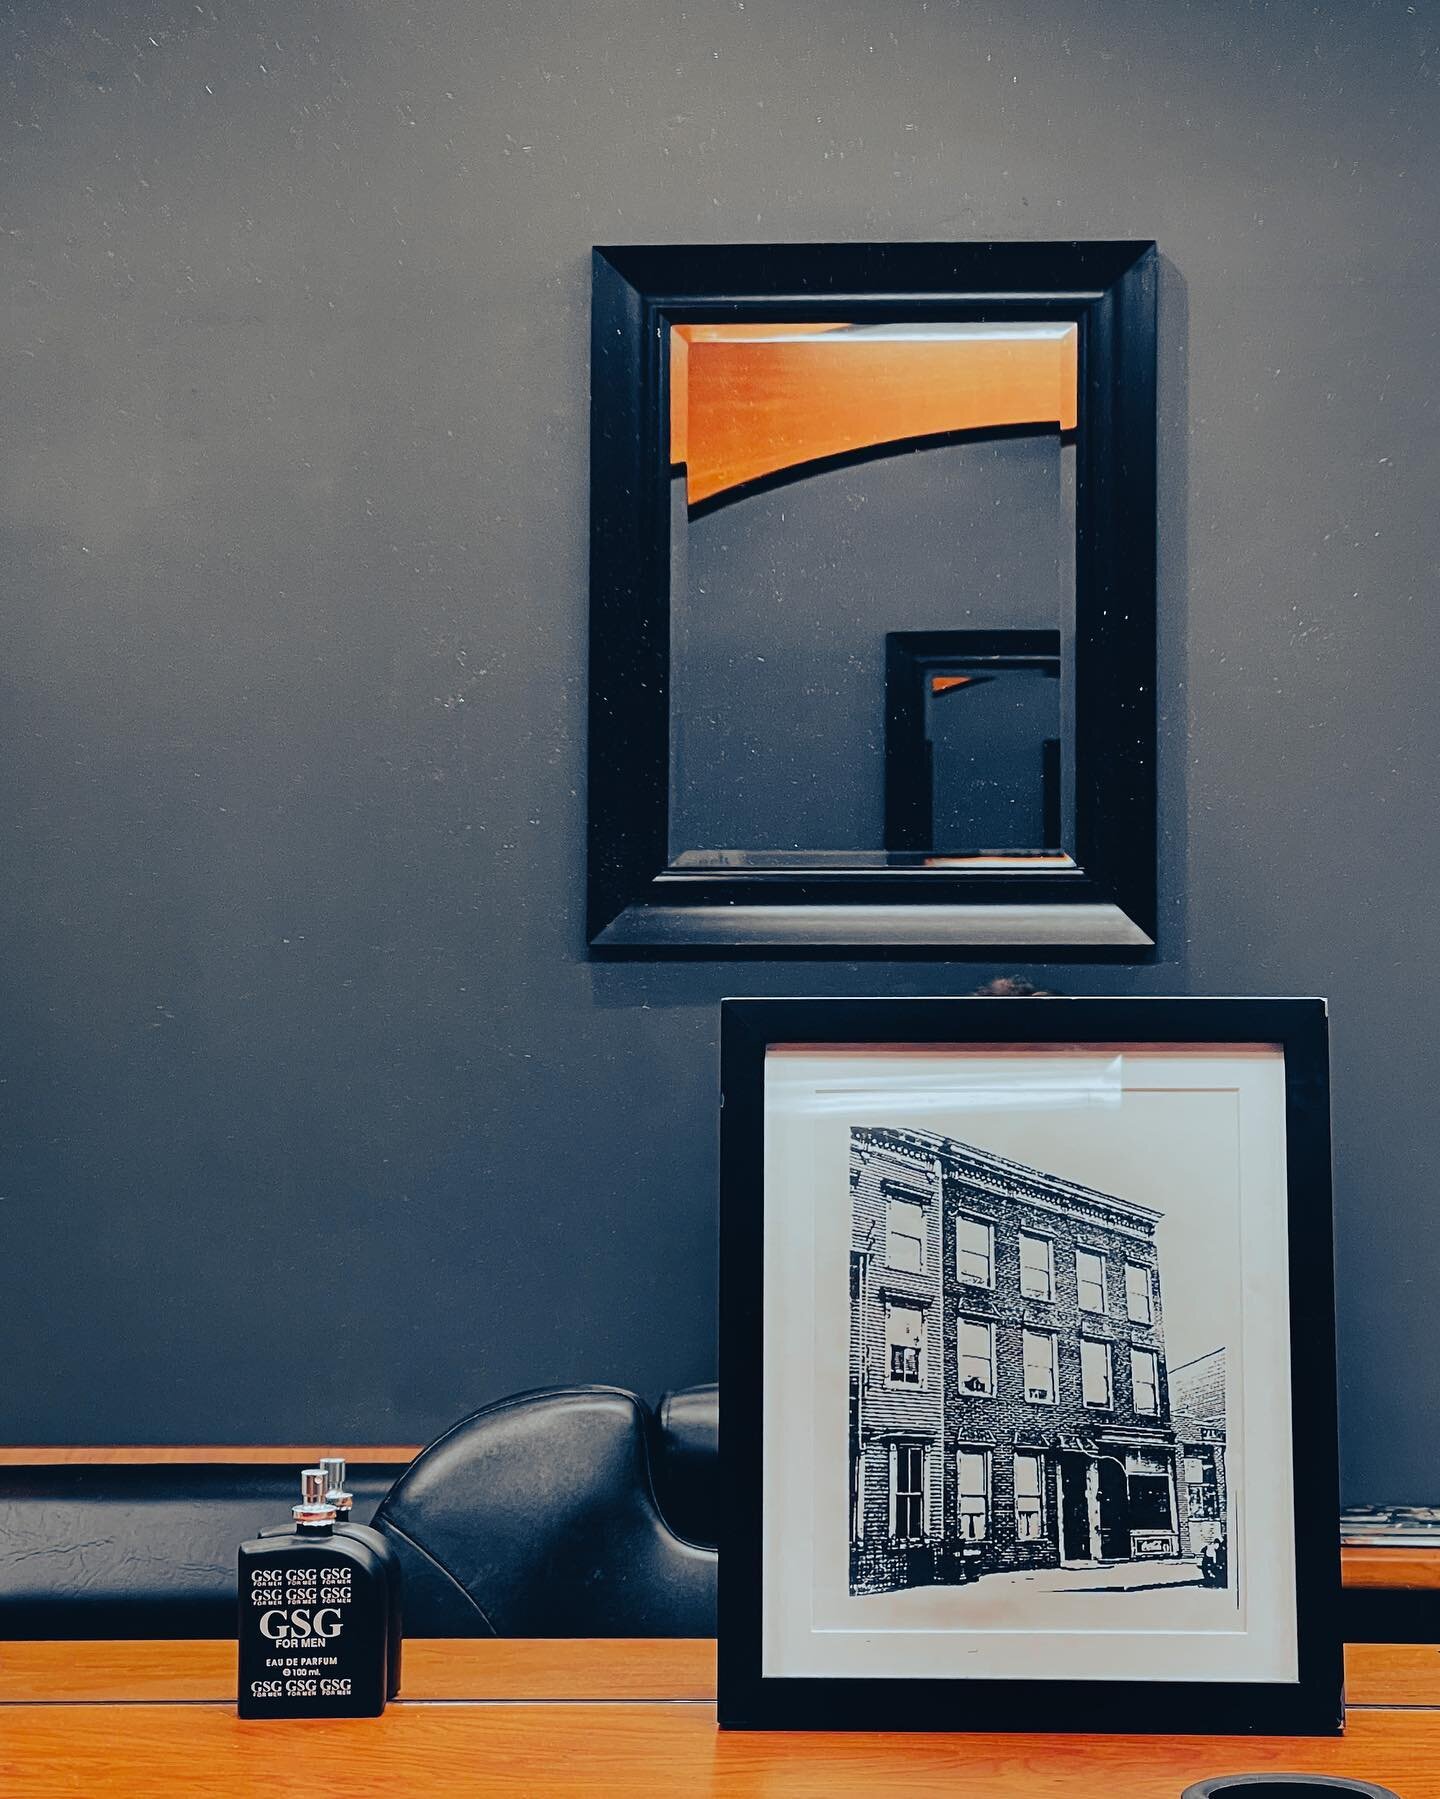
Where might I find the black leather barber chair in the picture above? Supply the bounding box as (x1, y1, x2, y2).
(371, 1384, 718, 1636)
(0, 1461, 399, 1638)
(0, 1383, 719, 1638)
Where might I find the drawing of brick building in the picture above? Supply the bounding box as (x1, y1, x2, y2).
(850, 1124, 1195, 1594)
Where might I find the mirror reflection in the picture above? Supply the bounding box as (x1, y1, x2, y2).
(667, 321, 1077, 869)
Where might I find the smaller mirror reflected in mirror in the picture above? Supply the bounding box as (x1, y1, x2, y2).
(884, 629, 1073, 867)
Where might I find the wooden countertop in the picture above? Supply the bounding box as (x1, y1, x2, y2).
(1, 1638, 1437, 1709)
(3, 1640, 1440, 1796)
(5, 1701, 1439, 1798)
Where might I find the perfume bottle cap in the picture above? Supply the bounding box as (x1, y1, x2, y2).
(320, 1455, 354, 1511)
(293, 1465, 337, 1527)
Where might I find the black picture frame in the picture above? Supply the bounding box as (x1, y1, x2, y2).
(718, 996, 1342, 1735)
(589, 242, 1158, 957)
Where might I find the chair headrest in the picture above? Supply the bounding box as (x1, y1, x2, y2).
(374, 1385, 716, 1636)
(652, 1383, 719, 1549)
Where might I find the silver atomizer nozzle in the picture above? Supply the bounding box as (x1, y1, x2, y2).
(320, 1454, 354, 1512)
(293, 1465, 337, 1526)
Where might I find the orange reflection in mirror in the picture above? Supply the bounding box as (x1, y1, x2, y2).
(671, 322, 1078, 506)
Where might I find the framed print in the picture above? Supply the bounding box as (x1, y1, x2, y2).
(718, 997, 1341, 1734)
(588, 242, 1158, 956)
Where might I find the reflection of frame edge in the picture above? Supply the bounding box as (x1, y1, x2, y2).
(882, 628, 1064, 853)
(588, 243, 1160, 957)
(717, 996, 1343, 1734)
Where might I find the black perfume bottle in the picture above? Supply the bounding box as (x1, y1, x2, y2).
(238, 1468, 389, 1719)
(319, 1455, 403, 1698)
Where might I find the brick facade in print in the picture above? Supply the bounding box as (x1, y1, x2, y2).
(1171, 1346, 1228, 1553)
(848, 1130, 944, 1594)
(850, 1125, 1210, 1595)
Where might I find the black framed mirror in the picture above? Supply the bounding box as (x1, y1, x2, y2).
(588, 241, 1157, 955)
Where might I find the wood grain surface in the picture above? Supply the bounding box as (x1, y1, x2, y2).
(0, 1637, 718, 1704)
(1344, 1546, 1440, 1591)
(0, 1638, 1433, 1708)
(672, 327, 1080, 505)
(2, 1699, 1437, 1798)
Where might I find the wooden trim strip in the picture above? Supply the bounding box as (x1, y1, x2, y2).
(0, 1641, 1426, 1709)
(0, 1640, 1430, 1709)
(0, 1638, 719, 1705)
(1344, 1546, 1440, 1592)
(0, 1447, 420, 1466)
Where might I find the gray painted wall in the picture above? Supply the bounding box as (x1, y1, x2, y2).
(2, 0, 1436, 1501)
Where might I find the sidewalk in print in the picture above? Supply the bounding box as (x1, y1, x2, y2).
(848, 1557, 1244, 1635)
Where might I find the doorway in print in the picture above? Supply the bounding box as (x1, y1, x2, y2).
(1059, 1452, 1093, 1563)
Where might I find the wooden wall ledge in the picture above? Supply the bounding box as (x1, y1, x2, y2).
(0, 1447, 421, 1465)
(0, 1639, 1433, 1708)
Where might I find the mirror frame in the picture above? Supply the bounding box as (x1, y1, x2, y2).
(588, 241, 1157, 956)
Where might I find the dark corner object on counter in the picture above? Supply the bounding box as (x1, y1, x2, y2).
(254, 1458, 403, 1701)
(238, 1468, 391, 1719)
